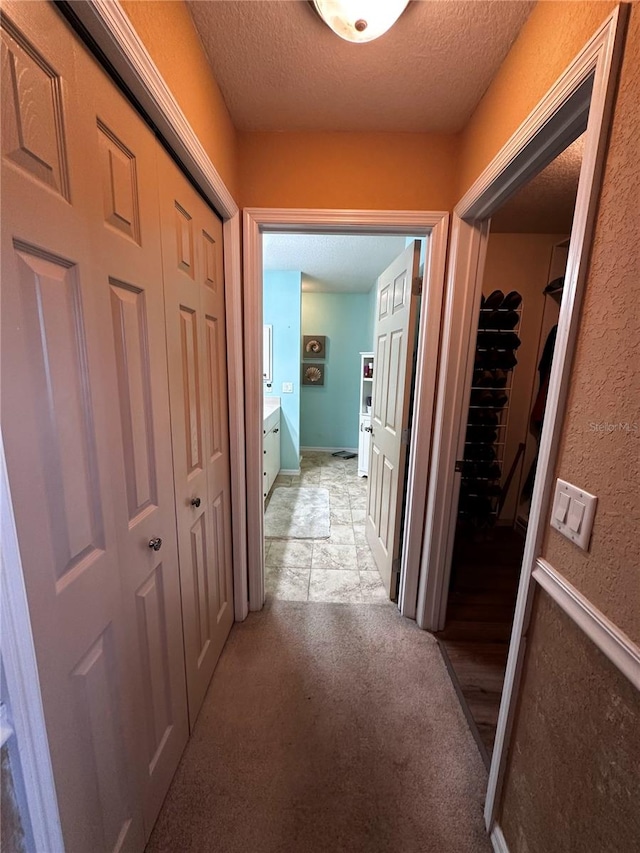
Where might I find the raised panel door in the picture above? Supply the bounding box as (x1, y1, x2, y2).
(76, 42, 189, 836)
(158, 149, 233, 728)
(366, 242, 421, 598)
(0, 5, 143, 850)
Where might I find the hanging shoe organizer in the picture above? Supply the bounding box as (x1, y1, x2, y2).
(458, 290, 523, 528)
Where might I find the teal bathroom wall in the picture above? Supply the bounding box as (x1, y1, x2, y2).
(263, 271, 301, 471)
(301, 290, 374, 450)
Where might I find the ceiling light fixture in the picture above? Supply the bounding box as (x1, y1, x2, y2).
(312, 0, 410, 44)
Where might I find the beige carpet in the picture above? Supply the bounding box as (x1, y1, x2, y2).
(146, 602, 492, 853)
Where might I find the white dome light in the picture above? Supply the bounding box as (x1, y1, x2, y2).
(313, 0, 410, 43)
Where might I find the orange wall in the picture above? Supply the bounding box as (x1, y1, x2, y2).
(120, 0, 239, 199)
(541, 3, 640, 644)
(238, 131, 459, 211)
(458, 0, 617, 196)
(120, 3, 459, 211)
(495, 6, 640, 849)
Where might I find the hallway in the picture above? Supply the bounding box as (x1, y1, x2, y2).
(145, 601, 491, 853)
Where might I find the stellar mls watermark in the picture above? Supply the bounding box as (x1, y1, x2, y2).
(589, 421, 639, 433)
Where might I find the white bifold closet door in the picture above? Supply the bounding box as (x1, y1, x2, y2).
(158, 148, 235, 729)
(80, 32, 190, 833)
(0, 2, 232, 850)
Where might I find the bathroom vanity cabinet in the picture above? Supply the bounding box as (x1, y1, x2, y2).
(263, 400, 281, 500)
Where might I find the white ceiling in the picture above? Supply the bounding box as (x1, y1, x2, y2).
(186, 0, 535, 133)
(263, 233, 409, 291)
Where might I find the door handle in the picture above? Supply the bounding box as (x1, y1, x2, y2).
(191, 497, 201, 508)
(364, 425, 373, 433)
(148, 537, 162, 552)
(273, 428, 279, 434)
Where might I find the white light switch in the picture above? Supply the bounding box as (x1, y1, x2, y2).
(567, 499, 585, 533)
(282, 382, 293, 393)
(554, 492, 570, 524)
(550, 479, 597, 551)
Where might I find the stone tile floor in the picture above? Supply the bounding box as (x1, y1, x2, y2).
(264, 452, 391, 605)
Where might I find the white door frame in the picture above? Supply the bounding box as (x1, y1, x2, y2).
(413, 6, 628, 831)
(1, 436, 65, 852)
(243, 209, 449, 613)
(66, 0, 249, 622)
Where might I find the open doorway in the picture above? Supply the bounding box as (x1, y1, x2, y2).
(436, 136, 584, 763)
(260, 233, 425, 605)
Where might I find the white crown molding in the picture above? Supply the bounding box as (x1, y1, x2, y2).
(67, 0, 238, 219)
(533, 559, 640, 692)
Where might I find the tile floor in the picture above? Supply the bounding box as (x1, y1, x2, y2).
(264, 452, 391, 605)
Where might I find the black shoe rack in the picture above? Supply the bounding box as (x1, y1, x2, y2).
(458, 291, 523, 528)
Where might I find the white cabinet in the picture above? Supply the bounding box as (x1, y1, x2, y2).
(358, 352, 375, 477)
(263, 406, 281, 500)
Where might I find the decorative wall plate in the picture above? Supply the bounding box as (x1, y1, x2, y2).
(302, 362, 325, 386)
(303, 335, 326, 358)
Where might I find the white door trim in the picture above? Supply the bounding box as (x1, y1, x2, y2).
(243, 208, 449, 613)
(414, 5, 628, 830)
(490, 824, 510, 853)
(0, 437, 65, 853)
(65, 0, 249, 621)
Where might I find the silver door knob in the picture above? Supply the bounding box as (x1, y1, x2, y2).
(191, 497, 201, 508)
(148, 537, 162, 551)
(364, 425, 373, 433)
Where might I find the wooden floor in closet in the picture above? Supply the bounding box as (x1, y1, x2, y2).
(436, 527, 524, 765)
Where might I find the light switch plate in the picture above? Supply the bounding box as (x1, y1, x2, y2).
(282, 382, 293, 393)
(550, 478, 597, 551)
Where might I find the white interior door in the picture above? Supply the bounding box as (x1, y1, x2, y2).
(79, 44, 189, 832)
(1, 4, 143, 850)
(159, 149, 234, 729)
(366, 241, 421, 598)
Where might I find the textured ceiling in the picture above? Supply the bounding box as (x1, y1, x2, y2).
(492, 135, 585, 233)
(186, 0, 535, 132)
(263, 233, 409, 291)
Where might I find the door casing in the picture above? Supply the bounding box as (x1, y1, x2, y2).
(413, 4, 629, 834)
(243, 209, 449, 616)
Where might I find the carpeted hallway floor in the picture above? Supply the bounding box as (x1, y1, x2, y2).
(146, 601, 492, 853)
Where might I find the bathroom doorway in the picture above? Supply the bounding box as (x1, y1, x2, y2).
(260, 233, 423, 605)
(241, 210, 448, 616)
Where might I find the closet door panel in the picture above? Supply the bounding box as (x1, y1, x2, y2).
(159, 157, 213, 726)
(201, 216, 234, 645)
(0, 5, 144, 851)
(159, 151, 233, 727)
(75, 43, 189, 834)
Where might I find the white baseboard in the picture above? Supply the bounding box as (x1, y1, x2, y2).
(300, 446, 358, 454)
(279, 468, 301, 476)
(491, 824, 510, 853)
